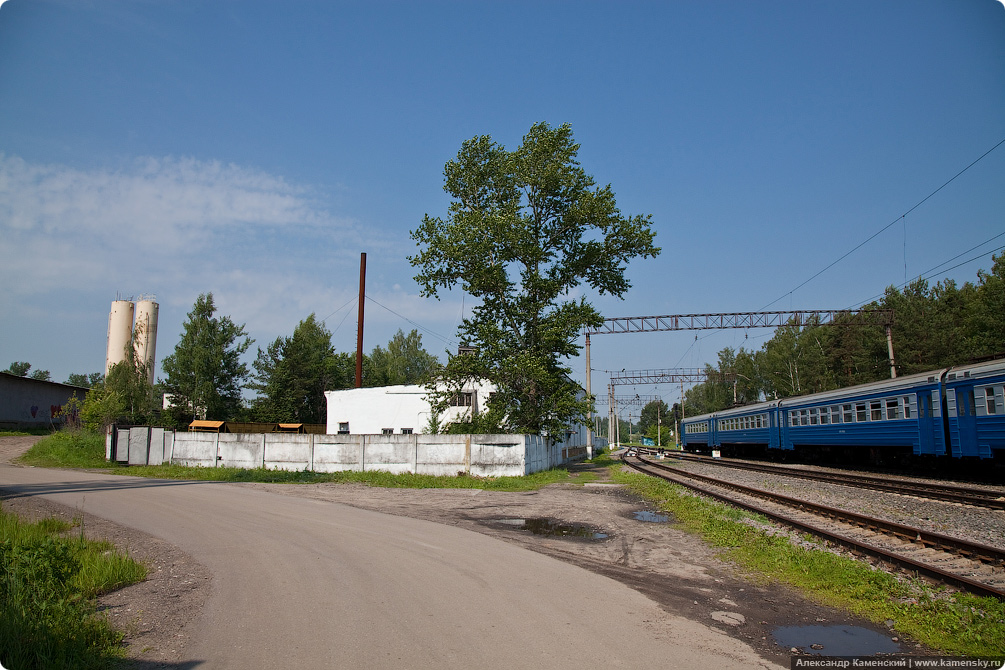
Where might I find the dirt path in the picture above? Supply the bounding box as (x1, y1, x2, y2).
(0, 437, 923, 666)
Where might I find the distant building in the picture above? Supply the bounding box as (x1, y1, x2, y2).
(324, 380, 495, 436)
(324, 380, 602, 453)
(0, 373, 88, 429)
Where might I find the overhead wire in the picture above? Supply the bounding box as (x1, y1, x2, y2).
(760, 137, 1005, 311)
(365, 295, 457, 348)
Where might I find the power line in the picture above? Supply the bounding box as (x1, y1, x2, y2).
(762, 137, 1005, 310)
(365, 295, 456, 349)
(851, 241, 1005, 308)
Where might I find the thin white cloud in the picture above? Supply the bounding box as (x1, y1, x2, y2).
(0, 153, 362, 296)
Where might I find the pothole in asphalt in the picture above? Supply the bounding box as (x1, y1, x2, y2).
(498, 518, 609, 540)
(772, 624, 901, 656)
(633, 510, 670, 523)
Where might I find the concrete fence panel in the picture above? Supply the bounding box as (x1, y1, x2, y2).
(148, 427, 167, 466)
(312, 435, 363, 473)
(172, 433, 218, 468)
(265, 434, 312, 471)
(361, 435, 417, 474)
(127, 427, 150, 466)
(217, 434, 266, 469)
(415, 434, 468, 476)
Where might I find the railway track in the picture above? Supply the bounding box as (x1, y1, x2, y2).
(647, 449, 1005, 510)
(624, 453, 1005, 600)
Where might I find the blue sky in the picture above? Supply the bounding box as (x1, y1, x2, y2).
(1, 0, 1003, 409)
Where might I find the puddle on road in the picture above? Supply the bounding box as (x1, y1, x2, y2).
(633, 510, 670, 523)
(773, 625, 900, 656)
(499, 518, 608, 540)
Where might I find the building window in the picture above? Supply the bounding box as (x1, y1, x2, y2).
(338, 422, 350, 434)
(401, 428, 413, 434)
(382, 428, 393, 435)
(449, 392, 474, 407)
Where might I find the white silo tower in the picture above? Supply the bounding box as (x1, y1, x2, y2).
(134, 297, 159, 384)
(106, 299, 135, 376)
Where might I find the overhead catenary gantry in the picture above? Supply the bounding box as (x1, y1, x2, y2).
(582, 309, 897, 455)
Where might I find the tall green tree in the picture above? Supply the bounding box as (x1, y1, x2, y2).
(65, 372, 105, 388)
(638, 399, 669, 436)
(967, 254, 1005, 358)
(367, 329, 440, 387)
(104, 335, 156, 425)
(161, 293, 253, 423)
(249, 314, 354, 423)
(410, 122, 659, 436)
(5, 362, 31, 376)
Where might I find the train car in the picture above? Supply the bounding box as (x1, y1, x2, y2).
(777, 370, 943, 464)
(681, 414, 713, 452)
(943, 359, 1005, 459)
(710, 400, 781, 456)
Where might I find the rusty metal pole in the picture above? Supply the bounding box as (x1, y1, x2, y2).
(355, 252, 366, 388)
(585, 333, 593, 458)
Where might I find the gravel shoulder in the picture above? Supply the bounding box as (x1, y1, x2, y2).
(0, 437, 930, 666)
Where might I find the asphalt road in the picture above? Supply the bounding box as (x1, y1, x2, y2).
(1, 464, 781, 669)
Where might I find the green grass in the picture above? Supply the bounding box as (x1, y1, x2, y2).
(124, 462, 580, 491)
(17, 431, 115, 469)
(611, 466, 1005, 657)
(0, 505, 147, 669)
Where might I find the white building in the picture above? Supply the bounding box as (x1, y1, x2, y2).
(324, 381, 605, 455)
(324, 380, 495, 436)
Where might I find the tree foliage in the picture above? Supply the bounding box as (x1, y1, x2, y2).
(5, 362, 31, 377)
(65, 372, 104, 388)
(161, 293, 253, 424)
(367, 329, 440, 387)
(682, 255, 1005, 416)
(411, 122, 659, 436)
(249, 314, 353, 424)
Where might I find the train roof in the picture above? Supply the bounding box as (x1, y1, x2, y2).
(944, 358, 1005, 383)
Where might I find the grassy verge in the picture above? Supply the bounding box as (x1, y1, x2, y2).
(122, 462, 582, 491)
(20, 430, 593, 491)
(16, 431, 115, 469)
(611, 466, 1005, 657)
(0, 505, 147, 669)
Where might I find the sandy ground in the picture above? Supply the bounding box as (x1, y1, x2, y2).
(0, 436, 926, 667)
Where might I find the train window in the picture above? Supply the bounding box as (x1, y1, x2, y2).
(903, 396, 912, 419)
(800, 410, 808, 426)
(988, 394, 998, 415)
(820, 409, 829, 425)
(829, 406, 841, 424)
(886, 399, 900, 420)
(843, 404, 854, 423)
(809, 409, 818, 425)
(968, 390, 977, 416)
(789, 412, 797, 427)
(856, 403, 867, 422)
(870, 401, 882, 421)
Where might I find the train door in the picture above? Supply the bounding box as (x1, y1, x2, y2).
(953, 387, 979, 458)
(917, 392, 936, 456)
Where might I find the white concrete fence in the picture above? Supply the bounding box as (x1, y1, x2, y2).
(107, 427, 606, 477)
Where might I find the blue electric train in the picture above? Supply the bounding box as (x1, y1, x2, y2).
(681, 359, 1005, 465)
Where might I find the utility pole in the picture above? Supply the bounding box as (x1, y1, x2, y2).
(355, 252, 366, 388)
(585, 333, 593, 457)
